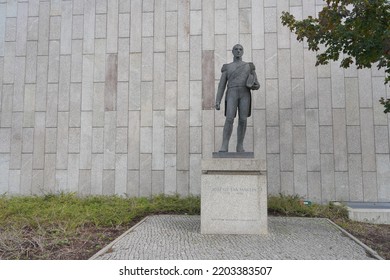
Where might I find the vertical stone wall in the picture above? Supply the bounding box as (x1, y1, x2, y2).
(0, 0, 389, 203)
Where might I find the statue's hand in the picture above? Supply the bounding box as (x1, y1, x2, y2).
(215, 102, 220, 110)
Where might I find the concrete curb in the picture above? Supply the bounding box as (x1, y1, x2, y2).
(326, 219, 384, 260)
(89, 216, 149, 260)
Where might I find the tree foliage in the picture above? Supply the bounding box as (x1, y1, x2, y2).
(281, 0, 390, 113)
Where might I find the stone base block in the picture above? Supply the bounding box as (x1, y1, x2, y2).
(343, 202, 390, 225)
(201, 158, 267, 235)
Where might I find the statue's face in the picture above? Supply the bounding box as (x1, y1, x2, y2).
(232, 44, 244, 58)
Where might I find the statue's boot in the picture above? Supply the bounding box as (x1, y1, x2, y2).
(219, 118, 234, 152)
(236, 119, 247, 152)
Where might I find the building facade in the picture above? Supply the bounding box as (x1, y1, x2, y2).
(0, 0, 389, 203)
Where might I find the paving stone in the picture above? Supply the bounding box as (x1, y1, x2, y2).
(20, 153, 32, 195)
(165, 81, 177, 126)
(107, 0, 118, 53)
(59, 56, 71, 111)
(127, 170, 140, 197)
(71, 40, 83, 83)
(280, 109, 293, 171)
(306, 109, 320, 171)
(60, 1, 72, 54)
(345, 78, 360, 125)
(335, 171, 349, 201)
(118, 39, 129, 82)
(91, 154, 104, 195)
(277, 0, 290, 48)
(360, 109, 376, 171)
(72, 15, 84, 39)
(178, 0, 190, 51)
(25, 41, 38, 84)
(104, 111, 116, 169)
(251, 0, 264, 49)
(281, 171, 294, 196)
(154, 0, 166, 52)
(164, 154, 177, 194)
(91, 215, 378, 260)
(278, 49, 291, 108)
(10, 113, 23, 169)
(304, 49, 318, 108)
(165, 37, 177, 82)
(321, 154, 335, 203)
(117, 82, 129, 127)
(267, 154, 280, 195)
(189, 153, 201, 195)
(177, 111, 190, 170)
(103, 170, 115, 195)
(79, 169, 92, 196)
(95, 14, 107, 39)
(152, 111, 165, 170)
(318, 78, 332, 125)
(178, 52, 190, 109)
(118, 13, 130, 38)
(128, 111, 140, 170)
(80, 112, 92, 169)
(152, 170, 164, 195)
(56, 112, 69, 169)
(38, 2, 50, 55)
(363, 172, 378, 202)
(153, 52, 165, 109)
(83, 0, 95, 54)
(265, 79, 279, 126)
(348, 154, 363, 201)
(215, 9, 227, 35)
(333, 109, 348, 171)
(140, 154, 152, 197)
(130, 0, 142, 52)
(115, 154, 127, 195)
(129, 53, 142, 110)
(376, 154, 390, 201)
(23, 84, 36, 127)
(330, 61, 345, 109)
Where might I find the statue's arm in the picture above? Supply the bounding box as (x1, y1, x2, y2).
(215, 68, 228, 110)
(249, 63, 260, 90)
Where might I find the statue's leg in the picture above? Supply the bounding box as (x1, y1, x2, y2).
(236, 90, 250, 152)
(236, 118, 247, 152)
(220, 117, 234, 152)
(220, 90, 237, 152)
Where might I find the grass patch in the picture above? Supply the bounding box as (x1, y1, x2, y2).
(0, 193, 200, 259)
(0, 193, 200, 229)
(1, 193, 388, 260)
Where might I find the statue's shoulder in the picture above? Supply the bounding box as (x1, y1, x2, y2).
(221, 64, 228, 72)
(248, 62, 255, 71)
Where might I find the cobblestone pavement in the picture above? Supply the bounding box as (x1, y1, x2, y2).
(91, 215, 377, 260)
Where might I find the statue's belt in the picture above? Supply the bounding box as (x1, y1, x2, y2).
(227, 85, 248, 89)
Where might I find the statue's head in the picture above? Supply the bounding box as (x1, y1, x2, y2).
(232, 44, 244, 58)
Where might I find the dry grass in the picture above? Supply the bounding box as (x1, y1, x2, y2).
(0, 193, 388, 260)
(0, 193, 200, 260)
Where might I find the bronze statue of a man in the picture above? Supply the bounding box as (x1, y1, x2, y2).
(215, 44, 260, 152)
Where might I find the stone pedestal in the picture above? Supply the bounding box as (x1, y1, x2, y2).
(201, 158, 267, 235)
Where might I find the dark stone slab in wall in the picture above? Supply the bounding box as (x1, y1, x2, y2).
(202, 50, 215, 110)
(105, 54, 118, 111)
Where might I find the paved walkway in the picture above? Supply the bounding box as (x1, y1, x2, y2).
(91, 215, 381, 260)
